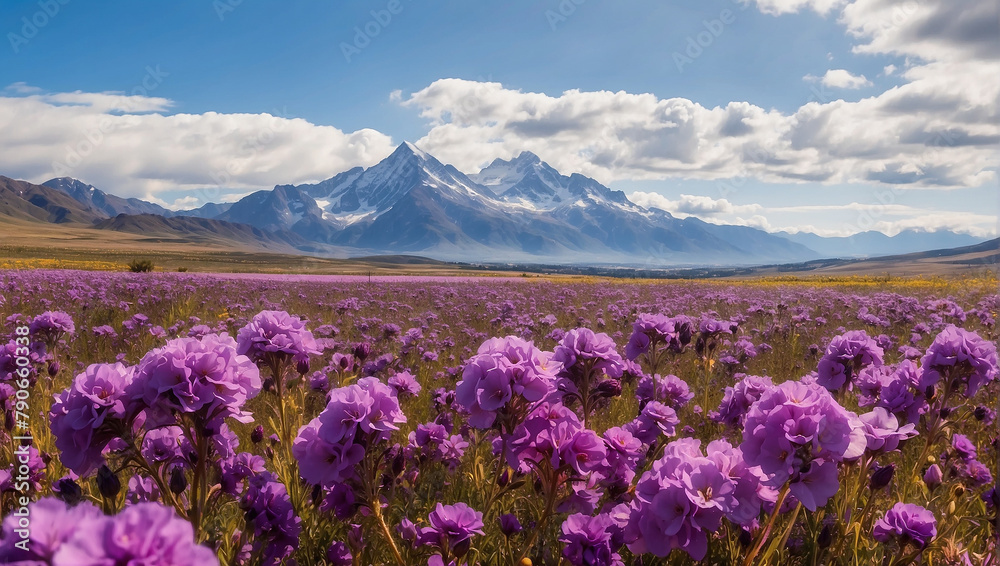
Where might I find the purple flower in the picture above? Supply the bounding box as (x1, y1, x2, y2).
(919, 325, 997, 396)
(42, 499, 219, 565)
(625, 314, 692, 362)
(236, 310, 320, 367)
(859, 408, 918, 454)
(0, 498, 102, 562)
(293, 377, 406, 487)
(506, 402, 606, 475)
(128, 333, 261, 427)
(417, 502, 484, 556)
(499, 514, 522, 537)
(951, 433, 977, 461)
(636, 374, 693, 409)
(388, 370, 422, 397)
(741, 380, 866, 511)
(817, 330, 884, 391)
(560, 513, 623, 566)
(873, 503, 937, 549)
(554, 328, 625, 380)
(240, 472, 301, 566)
(712, 374, 773, 428)
(456, 337, 557, 429)
(326, 541, 352, 566)
(49, 362, 134, 477)
(29, 311, 75, 344)
(624, 438, 736, 560)
(624, 401, 679, 445)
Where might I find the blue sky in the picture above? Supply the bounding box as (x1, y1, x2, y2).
(1, 0, 997, 237)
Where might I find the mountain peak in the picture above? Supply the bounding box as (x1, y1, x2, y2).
(513, 151, 541, 165)
(394, 141, 431, 161)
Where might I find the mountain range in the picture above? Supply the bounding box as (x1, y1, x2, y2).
(0, 142, 989, 266)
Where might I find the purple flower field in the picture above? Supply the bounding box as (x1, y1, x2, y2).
(0, 269, 997, 565)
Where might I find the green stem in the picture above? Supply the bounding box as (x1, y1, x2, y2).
(742, 483, 790, 566)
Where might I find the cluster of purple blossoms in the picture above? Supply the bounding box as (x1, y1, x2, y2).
(817, 330, 884, 391)
(858, 408, 918, 454)
(29, 311, 75, 347)
(293, 376, 406, 486)
(712, 373, 774, 428)
(624, 438, 739, 560)
(505, 402, 606, 476)
(554, 328, 626, 382)
(623, 400, 680, 445)
(635, 373, 693, 410)
(559, 513, 624, 566)
(127, 333, 262, 428)
(919, 325, 998, 397)
(49, 362, 134, 476)
(598, 426, 644, 488)
(624, 314, 692, 362)
(455, 336, 558, 429)
(388, 370, 422, 397)
(855, 360, 927, 424)
(416, 503, 484, 565)
(236, 310, 320, 368)
(872, 503, 937, 549)
(0, 497, 218, 565)
(741, 380, 866, 511)
(407, 422, 468, 469)
(240, 472, 301, 566)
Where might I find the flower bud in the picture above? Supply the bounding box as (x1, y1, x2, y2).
(47, 361, 60, 377)
(952, 484, 965, 498)
(96, 465, 121, 499)
(453, 537, 471, 559)
(352, 342, 372, 362)
(595, 378, 622, 399)
(497, 468, 509, 487)
(975, 406, 988, 420)
(947, 500, 956, 515)
(519, 559, 533, 566)
(499, 513, 523, 537)
(251, 425, 265, 444)
(55, 478, 82, 506)
(169, 467, 188, 495)
(296, 356, 310, 375)
(817, 524, 833, 548)
(738, 528, 753, 547)
(923, 464, 943, 489)
(870, 463, 895, 491)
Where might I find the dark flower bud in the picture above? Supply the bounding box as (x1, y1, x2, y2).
(264, 446, 274, 460)
(452, 537, 471, 559)
(870, 463, 895, 491)
(738, 528, 753, 547)
(296, 356, 310, 375)
(974, 406, 988, 421)
(678, 323, 693, 347)
(595, 378, 622, 399)
(48, 361, 60, 377)
(499, 513, 523, 537)
(169, 467, 188, 495)
(925, 386, 936, 401)
(96, 465, 121, 499)
(939, 407, 951, 419)
(817, 524, 833, 548)
(262, 377, 275, 393)
(353, 342, 372, 362)
(498, 468, 509, 487)
(392, 452, 405, 477)
(311, 483, 323, 507)
(347, 524, 364, 551)
(55, 478, 82, 506)
(251, 425, 265, 444)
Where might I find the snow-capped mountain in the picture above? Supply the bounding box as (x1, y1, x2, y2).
(43, 177, 172, 217)
(34, 142, 984, 266)
(471, 152, 629, 211)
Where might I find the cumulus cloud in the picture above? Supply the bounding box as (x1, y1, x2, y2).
(0, 87, 397, 201)
(628, 192, 763, 216)
(807, 69, 872, 89)
(396, 0, 998, 191)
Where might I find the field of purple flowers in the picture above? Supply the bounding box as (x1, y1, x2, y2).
(0, 270, 997, 566)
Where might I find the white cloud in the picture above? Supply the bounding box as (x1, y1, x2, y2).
(743, 0, 847, 16)
(883, 64, 897, 76)
(0, 88, 397, 201)
(811, 69, 872, 89)
(628, 192, 763, 216)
